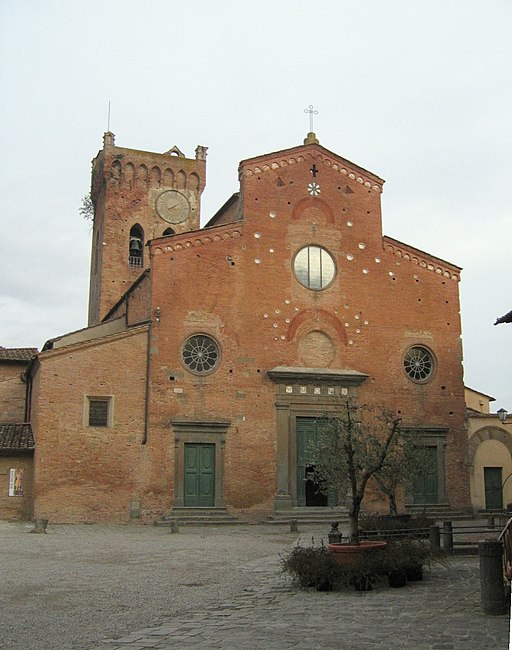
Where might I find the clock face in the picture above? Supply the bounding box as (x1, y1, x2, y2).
(156, 190, 191, 224)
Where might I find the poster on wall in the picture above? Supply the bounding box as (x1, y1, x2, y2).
(8, 468, 24, 496)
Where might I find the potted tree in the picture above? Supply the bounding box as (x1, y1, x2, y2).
(307, 400, 402, 562)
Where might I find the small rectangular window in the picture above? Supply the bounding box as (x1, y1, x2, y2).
(88, 398, 110, 427)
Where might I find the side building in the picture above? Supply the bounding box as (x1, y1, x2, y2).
(465, 387, 512, 512)
(28, 132, 471, 523)
(0, 348, 36, 520)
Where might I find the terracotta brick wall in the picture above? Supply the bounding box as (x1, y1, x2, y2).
(88, 142, 206, 325)
(0, 456, 33, 520)
(147, 143, 469, 514)
(0, 363, 28, 422)
(32, 326, 150, 523)
(34, 139, 470, 523)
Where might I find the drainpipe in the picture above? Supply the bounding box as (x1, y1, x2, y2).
(21, 355, 38, 422)
(142, 326, 151, 445)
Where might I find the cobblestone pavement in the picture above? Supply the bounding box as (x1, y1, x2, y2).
(1, 522, 509, 650)
(93, 533, 510, 650)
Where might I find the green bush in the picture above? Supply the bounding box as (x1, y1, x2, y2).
(281, 541, 383, 592)
(373, 538, 446, 576)
(281, 538, 445, 592)
(281, 542, 344, 590)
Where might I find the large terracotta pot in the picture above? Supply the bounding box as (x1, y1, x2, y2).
(327, 540, 387, 565)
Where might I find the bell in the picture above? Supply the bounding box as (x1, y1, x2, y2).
(130, 238, 142, 252)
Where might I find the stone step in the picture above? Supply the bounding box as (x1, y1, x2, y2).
(405, 504, 470, 521)
(155, 508, 240, 526)
(266, 507, 350, 526)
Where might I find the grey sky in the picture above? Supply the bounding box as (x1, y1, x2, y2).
(1, 0, 511, 411)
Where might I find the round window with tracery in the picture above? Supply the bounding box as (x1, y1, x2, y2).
(182, 335, 220, 375)
(403, 346, 435, 383)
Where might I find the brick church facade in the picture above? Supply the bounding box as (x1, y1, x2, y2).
(27, 131, 471, 523)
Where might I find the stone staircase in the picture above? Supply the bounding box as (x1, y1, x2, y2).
(154, 508, 240, 527)
(266, 506, 350, 527)
(405, 503, 470, 522)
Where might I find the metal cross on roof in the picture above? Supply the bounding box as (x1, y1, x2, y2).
(304, 104, 318, 132)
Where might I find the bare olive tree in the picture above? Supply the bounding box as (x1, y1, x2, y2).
(308, 401, 402, 544)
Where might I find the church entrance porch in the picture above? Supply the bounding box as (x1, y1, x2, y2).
(267, 366, 369, 512)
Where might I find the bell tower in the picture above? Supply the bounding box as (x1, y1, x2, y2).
(87, 133, 207, 325)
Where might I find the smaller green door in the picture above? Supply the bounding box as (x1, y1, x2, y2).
(413, 446, 438, 504)
(484, 467, 503, 510)
(184, 443, 215, 507)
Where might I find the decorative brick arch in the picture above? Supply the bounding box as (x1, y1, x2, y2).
(291, 196, 335, 223)
(287, 308, 348, 345)
(467, 426, 512, 466)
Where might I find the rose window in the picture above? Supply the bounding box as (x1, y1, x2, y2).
(182, 335, 220, 375)
(403, 346, 435, 383)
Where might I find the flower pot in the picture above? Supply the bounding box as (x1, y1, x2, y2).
(327, 540, 387, 565)
(405, 564, 423, 581)
(388, 570, 407, 588)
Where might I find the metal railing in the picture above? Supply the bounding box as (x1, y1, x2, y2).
(360, 520, 504, 554)
(434, 520, 502, 554)
(498, 516, 512, 582)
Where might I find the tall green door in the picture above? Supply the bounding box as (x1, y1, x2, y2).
(296, 417, 329, 507)
(184, 443, 215, 507)
(413, 446, 438, 504)
(484, 467, 503, 510)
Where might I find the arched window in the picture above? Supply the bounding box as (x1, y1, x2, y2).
(129, 225, 144, 268)
(163, 227, 175, 237)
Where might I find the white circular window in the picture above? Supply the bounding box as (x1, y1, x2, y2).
(293, 245, 336, 290)
(182, 335, 220, 375)
(403, 346, 435, 383)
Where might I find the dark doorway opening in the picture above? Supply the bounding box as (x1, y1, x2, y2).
(304, 465, 328, 506)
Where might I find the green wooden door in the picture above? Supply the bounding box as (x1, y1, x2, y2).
(296, 417, 329, 507)
(413, 446, 438, 504)
(484, 467, 503, 510)
(184, 443, 215, 507)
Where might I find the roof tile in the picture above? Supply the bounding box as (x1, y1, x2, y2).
(0, 348, 38, 362)
(0, 423, 34, 450)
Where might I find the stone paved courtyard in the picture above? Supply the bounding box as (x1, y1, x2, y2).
(0, 522, 509, 649)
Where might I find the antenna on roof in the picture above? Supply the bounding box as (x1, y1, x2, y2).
(107, 101, 111, 131)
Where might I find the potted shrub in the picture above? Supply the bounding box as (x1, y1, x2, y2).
(281, 540, 344, 591)
(381, 539, 439, 587)
(281, 540, 381, 592)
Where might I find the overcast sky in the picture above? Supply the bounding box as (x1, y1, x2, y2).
(1, 0, 511, 411)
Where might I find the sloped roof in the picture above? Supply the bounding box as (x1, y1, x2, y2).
(0, 423, 34, 451)
(0, 348, 37, 362)
(495, 310, 512, 325)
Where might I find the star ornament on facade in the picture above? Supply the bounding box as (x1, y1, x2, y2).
(308, 182, 321, 196)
